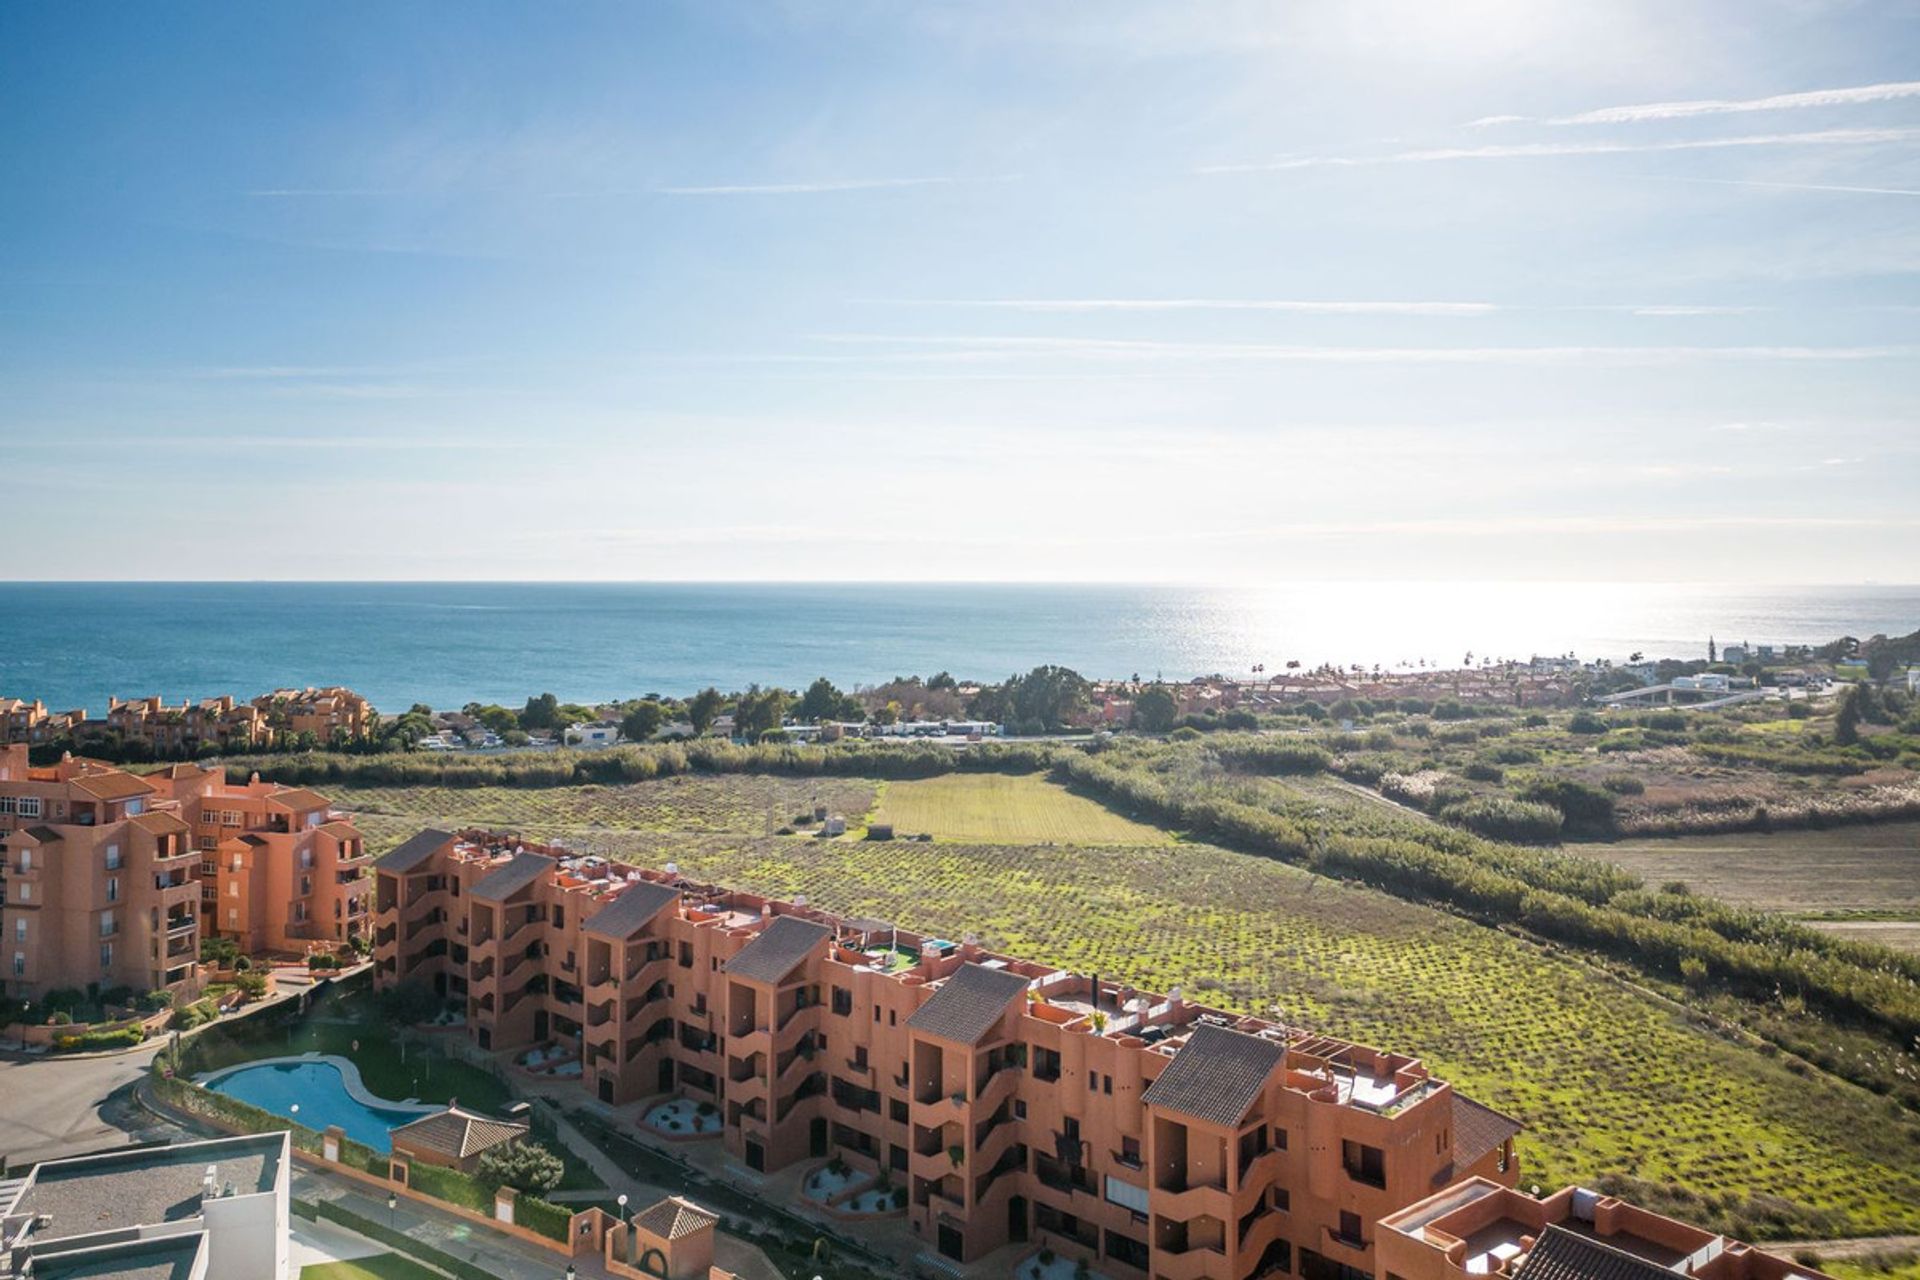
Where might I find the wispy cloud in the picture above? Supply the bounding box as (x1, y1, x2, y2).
(809, 334, 1906, 364)
(1476, 80, 1920, 127)
(880, 298, 1499, 316)
(1649, 175, 1920, 199)
(654, 175, 1013, 196)
(884, 299, 1767, 318)
(1203, 127, 1920, 174)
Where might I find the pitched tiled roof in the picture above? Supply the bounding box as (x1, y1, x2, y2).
(1453, 1094, 1523, 1169)
(129, 811, 190, 836)
(390, 1106, 528, 1160)
(584, 881, 680, 939)
(375, 828, 455, 874)
(905, 963, 1029, 1045)
(723, 915, 831, 985)
(267, 788, 332, 812)
(69, 771, 156, 800)
(1140, 1024, 1285, 1128)
(632, 1196, 719, 1242)
(469, 852, 555, 901)
(1515, 1226, 1678, 1280)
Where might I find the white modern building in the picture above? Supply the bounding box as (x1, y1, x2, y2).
(0, 1131, 291, 1280)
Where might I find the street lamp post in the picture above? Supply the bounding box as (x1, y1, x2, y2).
(617, 1193, 628, 1225)
(19, 1002, 29, 1052)
(387, 1191, 397, 1230)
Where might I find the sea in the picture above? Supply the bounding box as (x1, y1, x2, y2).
(0, 581, 1915, 715)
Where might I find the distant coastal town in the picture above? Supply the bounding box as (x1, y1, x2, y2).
(4, 629, 1914, 762)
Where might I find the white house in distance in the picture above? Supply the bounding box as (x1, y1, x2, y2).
(0, 1131, 292, 1280)
(563, 720, 622, 748)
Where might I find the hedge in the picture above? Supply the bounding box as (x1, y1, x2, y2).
(407, 1159, 493, 1214)
(150, 1073, 325, 1156)
(308, 1199, 500, 1280)
(52, 1026, 146, 1053)
(514, 1194, 574, 1243)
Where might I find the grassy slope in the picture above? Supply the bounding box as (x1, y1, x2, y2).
(871, 772, 1174, 844)
(345, 774, 1920, 1235)
(300, 1256, 444, 1280)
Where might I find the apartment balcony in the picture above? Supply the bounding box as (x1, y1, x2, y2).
(973, 1064, 1020, 1115)
(1319, 1224, 1371, 1260)
(1238, 1203, 1286, 1259)
(1154, 1243, 1229, 1280)
(775, 1072, 827, 1123)
(623, 984, 668, 1023)
(623, 953, 671, 987)
(165, 932, 197, 960)
(375, 922, 398, 950)
(1151, 1178, 1233, 1222)
(587, 998, 616, 1029)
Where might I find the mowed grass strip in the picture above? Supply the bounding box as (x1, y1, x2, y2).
(872, 772, 1174, 844)
(300, 1256, 445, 1280)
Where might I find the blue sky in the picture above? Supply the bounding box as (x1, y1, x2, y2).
(3, 0, 1917, 583)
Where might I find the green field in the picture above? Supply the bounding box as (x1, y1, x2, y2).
(352, 775, 1920, 1237)
(870, 772, 1174, 844)
(300, 1256, 444, 1280)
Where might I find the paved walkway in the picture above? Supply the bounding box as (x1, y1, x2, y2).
(536, 1103, 785, 1280)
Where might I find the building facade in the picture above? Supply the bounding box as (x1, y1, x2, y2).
(0, 1131, 292, 1280)
(374, 829, 1521, 1280)
(1377, 1177, 1833, 1280)
(0, 747, 367, 998)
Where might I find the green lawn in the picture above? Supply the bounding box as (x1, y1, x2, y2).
(185, 991, 514, 1114)
(870, 771, 1175, 844)
(300, 1255, 444, 1280)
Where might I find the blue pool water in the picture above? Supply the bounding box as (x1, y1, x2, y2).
(203, 1059, 433, 1153)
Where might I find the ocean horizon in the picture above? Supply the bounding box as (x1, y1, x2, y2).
(1, 580, 1915, 716)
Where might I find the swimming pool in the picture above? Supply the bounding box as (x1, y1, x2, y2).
(200, 1058, 437, 1153)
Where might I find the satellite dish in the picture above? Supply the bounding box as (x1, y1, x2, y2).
(793, 893, 808, 908)
(664, 862, 680, 876)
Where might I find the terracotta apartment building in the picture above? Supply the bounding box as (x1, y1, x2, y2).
(374, 829, 1522, 1280)
(0, 746, 369, 998)
(0, 685, 374, 753)
(1377, 1177, 1833, 1280)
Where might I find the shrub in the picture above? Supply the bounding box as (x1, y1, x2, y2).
(1439, 798, 1564, 845)
(476, 1140, 564, 1194)
(1601, 774, 1646, 796)
(1462, 762, 1504, 783)
(1568, 711, 1608, 734)
(1517, 777, 1619, 835)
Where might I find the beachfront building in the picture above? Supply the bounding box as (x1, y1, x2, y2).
(103, 694, 270, 754)
(0, 700, 88, 749)
(0, 746, 366, 998)
(0, 1130, 293, 1280)
(374, 828, 1522, 1279)
(1377, 1177, 1834, 1280)
(251, 686, 373, 745)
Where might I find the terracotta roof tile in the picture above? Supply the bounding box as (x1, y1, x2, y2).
(375, 828, 455, 874)
(632, 1196, 719, 1242)
(1140, 1024, 1284, 1128)
(723, 916, 831, 985)
(905, 963, 1029, 1046)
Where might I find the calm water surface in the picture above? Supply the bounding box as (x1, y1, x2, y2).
(1, 581, 1913, 713)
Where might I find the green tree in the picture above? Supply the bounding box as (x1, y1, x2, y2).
(1005, 665, 1090, 733)
(475, 1140, 564, 1194)
(1133, 685, 1179, 734)
(620, 701, 665, 743)
(1834, 685, 1863, 746)
(687, 688, 725, 736)
(519, 693, 562, 730)
(796, 677, 858, 724)
(734, 685, 791, 741)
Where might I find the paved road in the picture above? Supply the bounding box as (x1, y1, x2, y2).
(0, 1041, 167, 1169)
